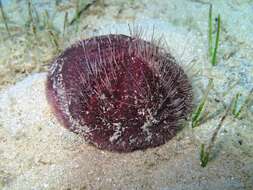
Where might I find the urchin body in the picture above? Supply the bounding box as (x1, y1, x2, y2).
(46, 34, 192, 152)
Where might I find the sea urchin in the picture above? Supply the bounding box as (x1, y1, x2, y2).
(46, 33, 193, 152)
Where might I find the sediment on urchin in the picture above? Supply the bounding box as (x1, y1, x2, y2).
(46, 33, 193, 152)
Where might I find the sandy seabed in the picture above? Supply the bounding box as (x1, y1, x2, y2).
(0, 0, 253, 189)
(0, 73, 251, 190)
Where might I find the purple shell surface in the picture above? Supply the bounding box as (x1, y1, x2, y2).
(46, 34, 193, 152)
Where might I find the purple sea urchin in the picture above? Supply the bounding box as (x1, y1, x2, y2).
(46, 34, 193, 152)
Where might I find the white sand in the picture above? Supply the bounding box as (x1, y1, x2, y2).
(0, 73, 251, 190)
(0, 0, 253, 189)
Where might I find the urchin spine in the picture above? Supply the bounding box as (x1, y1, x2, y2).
(46, 33, 193, 152)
